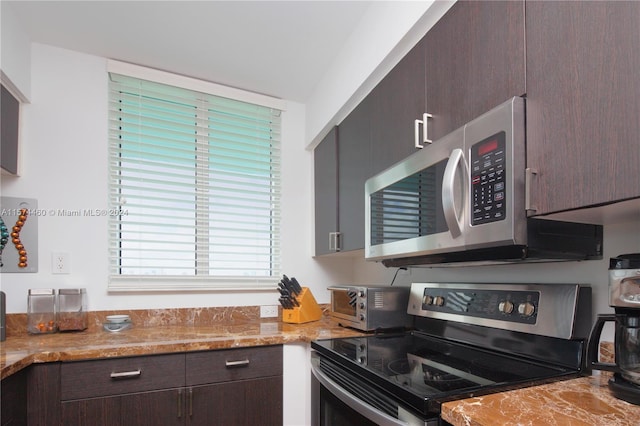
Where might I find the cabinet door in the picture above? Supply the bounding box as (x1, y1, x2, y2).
(314, 127, 339, 256)
(526, 1, 640, 215)
(61, 396, 122, 426)
(1, 368, 27, 426)
(370, 38, 426, 175)
(121, 389, 184, 426)
(338, 97, 371, 252)
(189, 377, 282, 426)
(424, 0, 526, 142)
(27, 362, 61, 425)
(61, 388, 182, 426)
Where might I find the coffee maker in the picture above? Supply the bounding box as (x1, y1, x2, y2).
(588, 253, 640, 404)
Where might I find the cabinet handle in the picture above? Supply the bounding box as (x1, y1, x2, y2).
(525, 167, 538, 214)
(177, 388, 183, 418)
(329, 232, 341, 252)
(188, 387, 193, 417)
(414, 112, 433, 148)
(225, 358, 250, 368)
(109, 369, 142, 379)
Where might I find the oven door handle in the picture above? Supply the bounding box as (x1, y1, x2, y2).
(310, 355, 410, 426)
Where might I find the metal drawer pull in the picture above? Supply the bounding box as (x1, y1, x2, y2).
(110, 369, 142, 379)
(225, 359, 250, 368)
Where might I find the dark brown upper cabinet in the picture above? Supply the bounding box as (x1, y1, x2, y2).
(525, 1, 640, 216)
(423, 0, 526, 143)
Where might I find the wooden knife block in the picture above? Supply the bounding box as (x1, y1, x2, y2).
(282, 287, 323, 324)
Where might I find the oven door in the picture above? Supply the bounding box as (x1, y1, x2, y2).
(310, 352, 437, 426)
(328, 287, 359, 327)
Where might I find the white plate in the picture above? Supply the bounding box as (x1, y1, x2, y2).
(105, 314, 131, 323)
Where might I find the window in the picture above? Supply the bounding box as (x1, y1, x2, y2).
(108, 72, 281, 291)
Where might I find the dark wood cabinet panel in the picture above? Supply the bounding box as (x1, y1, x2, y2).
(60, 353, 185, 400)
(48, 346, 282, 426)
(189, 377, 282, 426)
(424, 0, 526, 142)
(314, 127, 339, 255)
(337, 97, 372, 252)
(27, 363, 61, 426)
(186, 345, 282, 385)
(526, 1, 640, 215)
(1, 367, 27, 426)
(61, 388, 182, 426)
(1, 84, 20, 175)
(121, 389, 183, 426)
(370, 38, 426, 176)
(61, 395, 122, 426)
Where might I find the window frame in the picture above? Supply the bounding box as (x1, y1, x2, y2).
(106, 61, 285, 292)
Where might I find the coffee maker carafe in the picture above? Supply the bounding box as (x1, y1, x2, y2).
(588, 253, 640, 404)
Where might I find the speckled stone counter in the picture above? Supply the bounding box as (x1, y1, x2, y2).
(0, 305, 363, 380)
(441, 342, 640, 425)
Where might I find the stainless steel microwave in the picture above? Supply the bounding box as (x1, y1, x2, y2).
(365, 97, 603, 266)
(327, 285, 412, 331)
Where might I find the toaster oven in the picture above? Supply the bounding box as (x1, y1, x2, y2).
(327, 285, 412, 331)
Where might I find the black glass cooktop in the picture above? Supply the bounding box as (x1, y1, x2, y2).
(312, 331, 578, 415)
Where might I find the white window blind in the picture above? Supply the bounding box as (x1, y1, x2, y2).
(108, 73, 281, 291)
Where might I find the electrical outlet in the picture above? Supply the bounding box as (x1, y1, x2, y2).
(260, 305, 279, 318)
(52, 252, 70, 274)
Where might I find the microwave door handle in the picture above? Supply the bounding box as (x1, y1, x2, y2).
(442, 148, 466, 238)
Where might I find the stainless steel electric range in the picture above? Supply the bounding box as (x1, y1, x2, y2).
(311, 282, 592, 426)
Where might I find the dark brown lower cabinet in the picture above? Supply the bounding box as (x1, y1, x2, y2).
(23, 345, 282, 426)
(1, 367, 27, 426)
(61, 388, 181, 426)
(190, 377, 282, 426)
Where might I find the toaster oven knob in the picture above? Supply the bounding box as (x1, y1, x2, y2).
(359, 314, 365, 321)
(359, 303, 365, 309)
(498, 300, 514, 314)
(358, 290, 366, 298)
(518, 302, 535, 317)
(433, 296, 445, 307)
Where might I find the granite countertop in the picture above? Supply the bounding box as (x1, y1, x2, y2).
(441, 342, 640, 426)
(0, 306, 364, 380)
(4, 309, 640, 425)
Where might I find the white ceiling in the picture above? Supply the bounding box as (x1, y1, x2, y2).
(6, 0, 375, 103)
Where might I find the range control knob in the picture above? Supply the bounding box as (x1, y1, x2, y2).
(433, 296, 445, 307)
(518, 302, 536, 317)
(498, 300, 515, 314)
(423, 295, 434, 305)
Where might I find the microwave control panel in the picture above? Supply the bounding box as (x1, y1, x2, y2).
(470, 131, 506, 225)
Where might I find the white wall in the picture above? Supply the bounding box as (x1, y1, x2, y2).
(304, 0, 454, 148)
(0, 43, 355, 313)
(0, 1, 32, 100)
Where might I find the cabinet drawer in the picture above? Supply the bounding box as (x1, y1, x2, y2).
(186, 345, 282, 386)
(60, 353, 185, 400)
